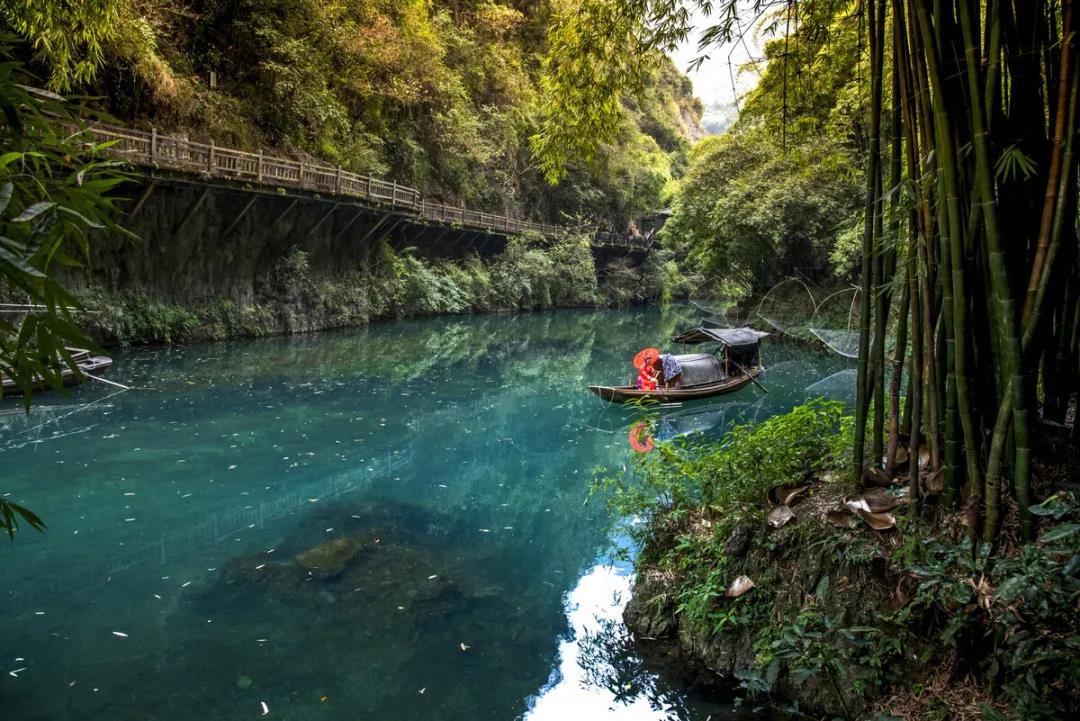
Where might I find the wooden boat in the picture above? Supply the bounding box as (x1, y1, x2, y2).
(588, 326, 768, 403)
(1, 348, 113, 396)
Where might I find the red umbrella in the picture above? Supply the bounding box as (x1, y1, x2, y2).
(633, 347, 660, 370)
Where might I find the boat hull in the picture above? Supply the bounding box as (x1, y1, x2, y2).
(1, 354, 113, 396)
(587, 368, 761, 403)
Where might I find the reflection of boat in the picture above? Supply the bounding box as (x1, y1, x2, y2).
(653, 396, 767, 441)
(587, 327, 768, 403)
(1, 349, 112, 396)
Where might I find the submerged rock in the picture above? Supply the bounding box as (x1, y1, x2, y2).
(295, 537, 363, 580)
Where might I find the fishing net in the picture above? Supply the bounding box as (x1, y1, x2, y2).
(754, 277, 818, 341)
(808, 287, 863, 358)
(804, 368, 858, 402)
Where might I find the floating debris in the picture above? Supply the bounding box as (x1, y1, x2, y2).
(459, 642, 470, 652)
(9, 667, 27, 678)
(259, 700, 269, 715)
(111, 631, 128, 638)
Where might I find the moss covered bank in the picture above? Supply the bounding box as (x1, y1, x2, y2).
(74, 235, 687, 346)
(606, 403, 1080, 720)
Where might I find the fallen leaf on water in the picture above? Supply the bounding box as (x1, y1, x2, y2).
(725, 575, 755, 597)
(826, 509, 858, 528)
(459, 642, 471, 651)
(768, 505, 795, 528)
(259, 701, 269, 715)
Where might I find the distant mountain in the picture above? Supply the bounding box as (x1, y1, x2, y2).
(701, 101, 740, 135)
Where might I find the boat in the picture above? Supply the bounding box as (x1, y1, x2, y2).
(1, 348, 113, 396)
(587, 327, 768, 403)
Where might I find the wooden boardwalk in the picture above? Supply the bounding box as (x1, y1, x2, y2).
(84, 123, 652, 250)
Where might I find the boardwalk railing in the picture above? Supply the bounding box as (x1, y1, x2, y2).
(81, 123, 604, 243)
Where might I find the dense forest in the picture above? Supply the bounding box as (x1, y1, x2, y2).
(536, 1, 1080, 719)
(3, 1, 1079, 720)
(2, 0, 702, 230)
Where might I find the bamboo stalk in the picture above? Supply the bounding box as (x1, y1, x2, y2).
(855, 0, 886, 481)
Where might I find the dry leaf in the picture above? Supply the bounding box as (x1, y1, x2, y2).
(826, 509, 858, 528)
(894, 445, 909, 467)
(862, 488, 898, 512)
(845, 498, 872, 514)
(769, 484, 810, 506)
(863, 465, 891, 487)
(861, 511, 897, 531)
(726, 575, 755, 597)
(768, 505, 795, 528)
(922, 467, 944, 496)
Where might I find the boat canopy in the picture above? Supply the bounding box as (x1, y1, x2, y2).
(671, 327, 769, 347)
(670, 353, 724, 388)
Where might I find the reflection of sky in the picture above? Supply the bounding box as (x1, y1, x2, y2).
(525, 563, 680, 720)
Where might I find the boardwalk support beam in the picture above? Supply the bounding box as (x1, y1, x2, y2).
(222, 195, 259, 239)
(127, 181, 156, 219)
(172, 187, 209, 239)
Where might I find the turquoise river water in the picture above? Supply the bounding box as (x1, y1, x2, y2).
(0, 306, 854, 721)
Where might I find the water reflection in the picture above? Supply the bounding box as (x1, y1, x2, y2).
(1, 306, 853, 721)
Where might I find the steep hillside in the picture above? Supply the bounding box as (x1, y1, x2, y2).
(6, 0, 701, 229)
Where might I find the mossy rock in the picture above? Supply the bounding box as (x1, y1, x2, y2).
(295, 537, 364, 580)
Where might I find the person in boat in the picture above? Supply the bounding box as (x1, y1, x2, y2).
(656, 353, 683, 389)
(636, 355, 659, 391)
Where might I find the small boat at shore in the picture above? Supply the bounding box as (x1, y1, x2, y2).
(588, 327, 768, 403)
(1, 348, 113, 397)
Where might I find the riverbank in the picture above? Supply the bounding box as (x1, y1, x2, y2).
(75, 236, 686, 346)
(607, 403, 1080, 720)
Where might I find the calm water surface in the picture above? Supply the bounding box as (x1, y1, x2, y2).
(1, 306, 853, 721)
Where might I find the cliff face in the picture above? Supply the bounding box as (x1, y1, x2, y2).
(69, 179, 670, 345)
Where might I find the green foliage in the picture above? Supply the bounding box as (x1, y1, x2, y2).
(0, 40, 131, 539)
(595, 401, 853, 639)
(0, 0, 699, 229)
(0, 1, 122, 90)
(661, 127, 862, 295)
(0, 43, 131, 400)
(892, 494, 1080, 719)
(79, 232, 632, 345)
(684, 398, 851, 508)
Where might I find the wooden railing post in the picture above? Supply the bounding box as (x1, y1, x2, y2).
(335, 165, 342, 194)
(208, 139, 215, 174)
(257, 151, 263, 182)
(150, 126, 157, 163)
(299, 160, 305, 188)
(392, 180, 397, 204)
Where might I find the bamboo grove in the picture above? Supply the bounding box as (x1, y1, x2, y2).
(848, 0, 1080, 542)
(531, 0, 1080, 543)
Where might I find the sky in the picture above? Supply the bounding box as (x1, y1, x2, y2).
(668, 3, 769, 129)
